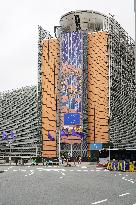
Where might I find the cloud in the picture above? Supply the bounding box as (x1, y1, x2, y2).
(0, 0, 134, 91)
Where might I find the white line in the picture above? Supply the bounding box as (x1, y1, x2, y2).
(4, 170, 8, 171)
(60, 176, 63, 179)
(96, 170, 100, 172)
(61, 173, 65, 176)
(119, 193, 130, 197)
(133, 203, 136, 205)
(81, 166, 87, 168)
(83, 170, 88, 172)
(77, 170, 81, 172)
(70, 170, 74, 172)
(90, 170, 94, 172)
(92, 199, 108, 204)
(13, 170, 18, 171)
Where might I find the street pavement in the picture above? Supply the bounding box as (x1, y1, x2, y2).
(0, 164, 136, 205)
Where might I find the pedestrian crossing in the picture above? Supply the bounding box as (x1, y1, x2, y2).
(1, 166, 135, 185)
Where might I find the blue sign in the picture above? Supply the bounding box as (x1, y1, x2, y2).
(90, 143, 102, 150)
(64, 113, 80, 125)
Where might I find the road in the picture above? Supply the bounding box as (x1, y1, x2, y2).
(0, 165, 136, 205)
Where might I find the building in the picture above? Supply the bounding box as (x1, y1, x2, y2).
(0, 10, 135, 160)
(0, 86, 40, 158)
(38, 10, 135, 159)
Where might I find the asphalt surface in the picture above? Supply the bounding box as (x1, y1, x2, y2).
(0, 165, 136, 205)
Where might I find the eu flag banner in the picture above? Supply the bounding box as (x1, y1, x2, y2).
(48, 131, 55, 141)
(90, 143, 102, 150)
(10, 131, 16, 139)
(60, 130, 68, 138)
(2, 131, 8, 140)
(64, 113, 80, 125)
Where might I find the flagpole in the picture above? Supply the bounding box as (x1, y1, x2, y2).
(9, 142, 11, 165)
(59, 130, 60, 166)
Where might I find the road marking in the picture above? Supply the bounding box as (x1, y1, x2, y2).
(119, 173, 122, 175)
(13, 170, 18, 171)
(61, 173, 65, 176)
(21, 169, 26, 172)
(96, 168, 103, 170)
(4, 170, 8, 172)
(90, 170, 94, 172)
(70, 170, 74, 171)
(96, 170, 100, 172)
(122, 177, 125, 179)
(77, 170, 81, 172)
(92, 199, 108, 204)
(131, 181, 134, 184)
(83, 170, 88, 172)
(25, 175, 27, 176)
(81, 166, 87, 168)
(119, 193, 130, 197)
(60, 176, 63, 179)
(133, 203, 136, 205)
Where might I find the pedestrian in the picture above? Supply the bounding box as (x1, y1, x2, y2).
(15, 158, 18, 166)
(79, 156, 81, 164)
(42, 158, 44, 166)
(73, 157, 76, 166)
(61, 155, 64, 164)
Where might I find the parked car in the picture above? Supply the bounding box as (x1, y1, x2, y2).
(97, 158, 109, 167)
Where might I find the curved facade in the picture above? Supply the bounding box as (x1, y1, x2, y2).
(60, 10, 109, 32)
(0, 86, 39, 157)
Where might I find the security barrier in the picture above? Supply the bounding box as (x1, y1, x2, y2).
(107, 160, 136, 172)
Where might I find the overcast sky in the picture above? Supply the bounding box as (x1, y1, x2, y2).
(0, 0, 135, 92)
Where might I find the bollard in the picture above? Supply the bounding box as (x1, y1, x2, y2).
(129, 162, 134, 172)
(107, 162, 112, 170)
(122, 161, 126, 172)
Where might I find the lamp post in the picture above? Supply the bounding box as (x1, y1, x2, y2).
(109, 145, 110, 161)
(58, 130, 61, 165)
(9, 142, 12, 165)
(94, 107, 95, 143)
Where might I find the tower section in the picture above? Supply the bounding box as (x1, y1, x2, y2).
(41, 38, 60, 157)
(88, 32, 109, 154)
(59, 11, 110, 157)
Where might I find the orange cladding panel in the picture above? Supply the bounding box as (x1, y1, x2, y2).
(41, 38, 60, 158)
(88, 32, 109, 151)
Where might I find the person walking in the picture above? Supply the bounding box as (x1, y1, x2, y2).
(79, 156, 81, 164)
(15, 158, 18, 166)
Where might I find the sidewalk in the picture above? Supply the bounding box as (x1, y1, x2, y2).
(0, 162, 98, 167)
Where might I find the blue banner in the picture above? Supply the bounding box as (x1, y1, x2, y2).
(64, 113, 80, 125)
(90, 143, 102, 150)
